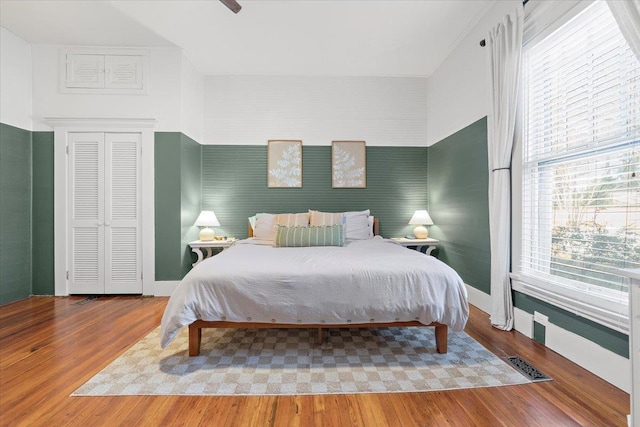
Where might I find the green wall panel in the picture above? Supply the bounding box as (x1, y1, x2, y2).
(155, 132, 203, 281)
(427, 117, 491, 294)
(0, 123, 32, 304)
(201, 145, 428, 240)
(180, 134, 202, 276)
(155, 133, 183, 281)
(31, 132, 55, 295)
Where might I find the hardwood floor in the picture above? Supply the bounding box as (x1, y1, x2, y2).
(0, 296, 629, 426)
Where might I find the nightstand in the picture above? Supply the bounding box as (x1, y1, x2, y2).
(390, 237, 439, 255)
(189, 239, 236, 266)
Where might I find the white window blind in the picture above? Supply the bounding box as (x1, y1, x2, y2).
(519, 0, 640, 332)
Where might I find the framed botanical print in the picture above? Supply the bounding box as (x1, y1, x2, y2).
(267, 140, 302, 188)
(332, 141, 366, 188)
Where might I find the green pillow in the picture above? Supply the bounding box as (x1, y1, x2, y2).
(275, 225, 345, 247)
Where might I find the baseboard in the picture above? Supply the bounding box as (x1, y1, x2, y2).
(465, 284, 491, 314)
(468, 285, 629, 392)
(154, 281, 180, 296)
(545, 321, 630, 393)
(513, 307, 534, 339)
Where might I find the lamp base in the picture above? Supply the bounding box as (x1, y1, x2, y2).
(413, 226, 428, 239)
(199, 227, 215, 241)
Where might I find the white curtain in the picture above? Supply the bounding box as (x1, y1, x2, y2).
(487, 6, 523, 331)
(607, 0, 640, 61)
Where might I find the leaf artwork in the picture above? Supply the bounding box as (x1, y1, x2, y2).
(333, 145, 364, 187)
(269, 143, 301, 187)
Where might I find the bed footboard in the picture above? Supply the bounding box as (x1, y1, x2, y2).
(188, 320, 448, 356)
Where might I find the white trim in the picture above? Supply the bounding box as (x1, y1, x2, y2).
(154, 281, 180, 297)
(511, 275, 628, 334)
(546, 321, 630, 393)
(47, 117, 157, 128)
(514, 307, 534, 339)
(465, 284, 492, 314)
(51, 117, 156, 296)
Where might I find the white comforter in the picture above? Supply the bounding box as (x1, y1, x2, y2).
(160, 237, 468, 348)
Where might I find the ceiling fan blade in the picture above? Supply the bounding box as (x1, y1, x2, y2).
(220, 0, 242, 14)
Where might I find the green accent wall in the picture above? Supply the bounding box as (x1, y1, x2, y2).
(154, 132, 202, 281)
(201, 146, 428, 240)
(0, 123, 32, 304)
(32, 132, 55, 295)
(427, 117, 491, 294)
(180, 134, 202, 276)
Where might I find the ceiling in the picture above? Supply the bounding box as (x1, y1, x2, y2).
(0, 0, 494, 77)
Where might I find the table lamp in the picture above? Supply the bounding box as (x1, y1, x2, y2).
(195, 210, 220, 241)
(409, 210, 434, 239)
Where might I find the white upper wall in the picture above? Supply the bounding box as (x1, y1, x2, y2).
(202, 75, 428, 146)
(30, 45, 185, 132)
(427, 0, 521, 146)
(1, 27, 32, 130)
(180, 55, 204, 143)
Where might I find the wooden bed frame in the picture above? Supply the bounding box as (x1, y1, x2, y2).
(187, 216, 449, 356)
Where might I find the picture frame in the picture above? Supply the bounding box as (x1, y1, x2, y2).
(332, 141, 366, 188)
(267, 140, 302, 188)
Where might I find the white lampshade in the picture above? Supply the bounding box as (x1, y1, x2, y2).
(408, 210, 433, 239)
(195, 211, 220, 241)
(409, 210, 434, 226)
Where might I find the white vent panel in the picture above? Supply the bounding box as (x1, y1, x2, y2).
(72, 228, 99, 283)
(110, 228, 138, 283)
(110, 141, 138, 220)
(73, 141, 99, 220)
(66, 54, 104, 89)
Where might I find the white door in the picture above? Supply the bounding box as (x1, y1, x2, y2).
(68, 132, 141, 294)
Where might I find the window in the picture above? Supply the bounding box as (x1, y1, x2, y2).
(516, 1, 639, 332)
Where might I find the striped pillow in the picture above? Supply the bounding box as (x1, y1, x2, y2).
(275, 225, 345, 247)
(309, 210, 344, 226)
(275, 212, 310, 227)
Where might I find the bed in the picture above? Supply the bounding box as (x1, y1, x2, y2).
(161, 214, 468, 356)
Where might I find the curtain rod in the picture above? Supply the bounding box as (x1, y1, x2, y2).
(479, 0, 528, 47)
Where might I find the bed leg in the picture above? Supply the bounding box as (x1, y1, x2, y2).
(317, 328, 323, 344)
(189, 323, 202, 356)
(434, 325, 448, 354)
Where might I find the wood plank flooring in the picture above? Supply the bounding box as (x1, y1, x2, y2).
(0, 296, 629, 426)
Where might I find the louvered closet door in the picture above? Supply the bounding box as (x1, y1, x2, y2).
(68, 133, 105, 294)
(104, 133, 141, 293)
(68, 132, 141, 294)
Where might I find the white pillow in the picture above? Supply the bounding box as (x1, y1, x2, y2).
(344, 209, 371, 240)
(309, 210, 344, 226)
(253, 214, 278, 241)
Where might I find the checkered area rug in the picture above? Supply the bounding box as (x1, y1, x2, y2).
(72, 327, 530, 396)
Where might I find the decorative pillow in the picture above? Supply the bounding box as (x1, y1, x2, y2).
(344, 209, 371, 240)
(275, 225, 345, 247)
(276, 212, 309, 227)
(253, 214, 278, 241)
(249, 213, 270, 231)
(309, 210, 344, 226)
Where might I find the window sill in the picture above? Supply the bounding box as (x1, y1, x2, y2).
(510, 273, 629, 335)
